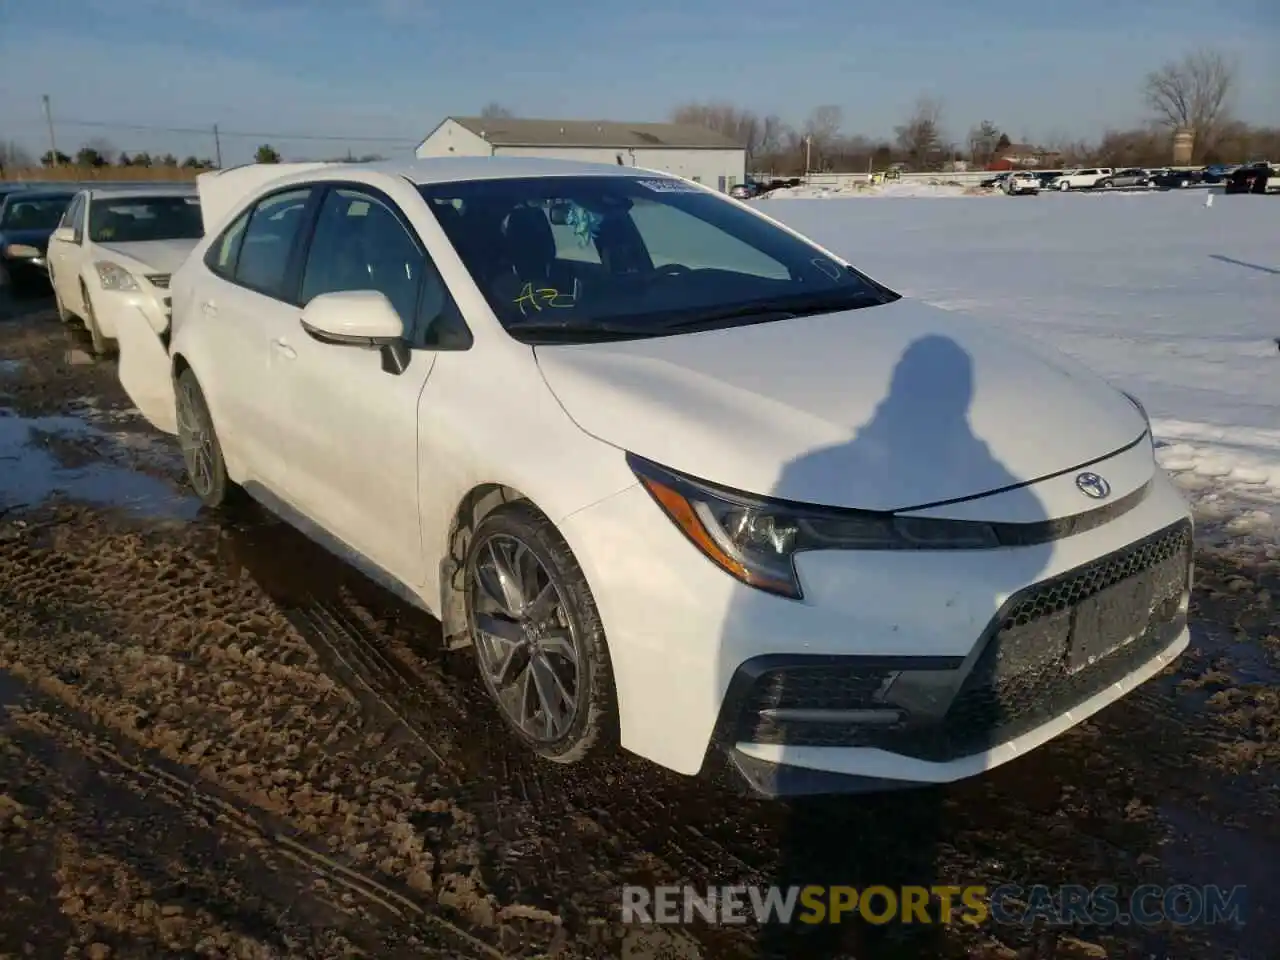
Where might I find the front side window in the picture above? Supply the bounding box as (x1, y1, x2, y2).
(302, 188, 470, 349)
(207, 210, 250, 279)
(233, 188, 313, 298)
(0, 195, 73, 231)
(88, 195, 202, 244)
(418, 175, 896, 344)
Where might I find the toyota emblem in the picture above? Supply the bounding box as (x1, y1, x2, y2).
(1075, 472, 1111, 500)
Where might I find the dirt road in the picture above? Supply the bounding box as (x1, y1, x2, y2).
(1, 293, 1277, 959)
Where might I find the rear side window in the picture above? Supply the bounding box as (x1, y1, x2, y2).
(233, 188, 313, 299)
(206, 210, 250, 279)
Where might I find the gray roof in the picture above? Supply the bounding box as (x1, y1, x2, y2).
(447, 116, 743, 151)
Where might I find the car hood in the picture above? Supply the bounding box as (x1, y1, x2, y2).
(96, 239, 199, 275)
(0, 227, 54, 251)
(534, 298, 1146, 511)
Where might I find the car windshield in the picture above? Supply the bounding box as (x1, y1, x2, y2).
(0, 195, 72, 230)
(418, 175, 897, 344)
(88, 195, 203, 243)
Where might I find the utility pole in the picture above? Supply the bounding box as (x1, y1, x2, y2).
(41, 94, 58, 167)
(213, 124, 222, 168)
(804, 134, 812, 181)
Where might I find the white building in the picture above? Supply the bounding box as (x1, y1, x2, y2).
(416, 116, 747, 193)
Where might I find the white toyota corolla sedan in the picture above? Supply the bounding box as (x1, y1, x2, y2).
(113, 157, 1193, 797)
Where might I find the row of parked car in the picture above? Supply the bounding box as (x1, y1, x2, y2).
(980, 162, 1276, 195)
(0, 179, 201, 352)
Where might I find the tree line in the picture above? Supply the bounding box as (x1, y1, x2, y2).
(0, 140, 387, 174)
(667, 49, 1274, 174)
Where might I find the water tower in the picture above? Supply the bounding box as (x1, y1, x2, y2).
(1172, 128, 1195, 166)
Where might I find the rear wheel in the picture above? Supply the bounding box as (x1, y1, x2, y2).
(465, 503, 617, 764)
(1059, 180, 1071, 191)
(174, 368, 237, 508)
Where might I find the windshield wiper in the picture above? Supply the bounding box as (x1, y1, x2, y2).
(510, 320, 662, 342)
(657, 290, 887, 332)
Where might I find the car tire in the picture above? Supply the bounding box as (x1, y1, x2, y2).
(1059, 181, 1071, 191)
(174, 368, 238, 509)
(78, 280, 111, 356)
(1099, 180, 1114, 189)
(464, 502, 617, 764)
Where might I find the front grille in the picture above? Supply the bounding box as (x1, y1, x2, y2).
(729, 520, 1192, 756)
(147, 274, 171, 289)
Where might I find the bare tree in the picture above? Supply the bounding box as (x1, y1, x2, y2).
(894, 97, 945, 171)
(670, 102, 769, 159)
(803, 105, 842, 152)
(1143, 49, 1236, 159)
(967, 120, 1003, 168)
(0, 140, 35, 171)
(480, 102, 516, 119)
(759, 114, 786, 156)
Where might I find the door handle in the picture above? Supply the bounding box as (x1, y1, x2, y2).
(200, 300, 217, 318)
(272, 338, 297, 360)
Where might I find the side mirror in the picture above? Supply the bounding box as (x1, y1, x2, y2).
(53, 225, 76, 243)
(299, 290, 411, 375)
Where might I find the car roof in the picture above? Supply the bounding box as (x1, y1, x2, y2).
(2, 189, 74, 201)
(251, 156, 688, 187)
(88, 185, 198, 200)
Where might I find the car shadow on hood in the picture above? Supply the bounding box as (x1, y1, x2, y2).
(715, 334, 1054, 956)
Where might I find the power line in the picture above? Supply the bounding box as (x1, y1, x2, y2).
(2, 114, 419, 144)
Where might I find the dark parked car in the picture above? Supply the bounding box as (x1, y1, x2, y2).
(1199, 164, 1233, 184)
(1033, 170, 1064, 188)
(729, 181, 761, 199)
(1224, 163, 1272, 195)
(1150, 169, 1203, 189)
(1096, 168, 1151, 189)
(0, 189, 75, 293)
(980, 172, 1010, 188)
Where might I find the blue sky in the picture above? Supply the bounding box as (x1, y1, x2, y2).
(1, 0, 1276, 166)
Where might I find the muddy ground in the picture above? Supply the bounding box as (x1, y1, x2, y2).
(0, 290, 1277, 960)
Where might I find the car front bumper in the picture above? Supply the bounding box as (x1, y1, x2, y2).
(1, 254, 50, 288)
(89, 286, 170, 341)
(560, 453, 1193, 796)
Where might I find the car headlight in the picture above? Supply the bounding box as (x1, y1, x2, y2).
(94, 260, 139, 291)
(3, 244, 41, 259)
(628, 453, 1001, 600)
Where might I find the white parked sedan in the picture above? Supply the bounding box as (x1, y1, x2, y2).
(46, 187, 203, 354)
(114, 158, 1193, 797)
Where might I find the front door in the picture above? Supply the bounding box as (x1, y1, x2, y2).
(47, 192, 84, 309)
(268, 184, 444, 585)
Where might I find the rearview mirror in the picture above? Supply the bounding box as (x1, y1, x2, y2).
(299, 290, 411, 375)
(53, 225, 76, 243)
(547, 202, 570, 226)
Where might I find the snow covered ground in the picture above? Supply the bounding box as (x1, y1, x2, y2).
(757, 191, 1280, 546)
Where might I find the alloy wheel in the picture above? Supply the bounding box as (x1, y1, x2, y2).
(469, 533, 581, 742)
(175, 378, 216, 498)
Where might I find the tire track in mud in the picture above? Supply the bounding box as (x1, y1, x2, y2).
(0, 696, 507, 958)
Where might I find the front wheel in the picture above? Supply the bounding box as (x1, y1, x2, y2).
(79, 281, 111, 355)
(174, 368, 237, 508)
(1099, 180, 1114, 189)
(465, 503, 617, 764)
(1059, 181, 1071, 191)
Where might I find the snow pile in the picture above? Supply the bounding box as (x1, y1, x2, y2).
(762, 193, 1280, 539)
(762, 181, 978, 200)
